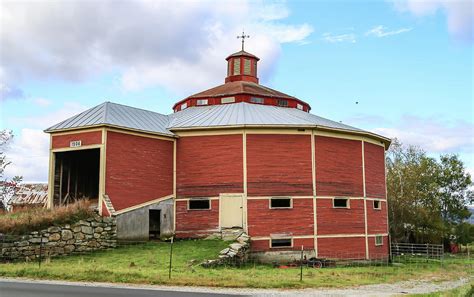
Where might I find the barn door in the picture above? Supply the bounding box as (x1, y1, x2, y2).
(220, 193, 244, 228)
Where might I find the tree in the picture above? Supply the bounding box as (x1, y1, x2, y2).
(0, 130, 23, 210)
(386, 139, 473, 245)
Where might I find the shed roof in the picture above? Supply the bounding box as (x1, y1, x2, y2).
(45, 101, 390, 146)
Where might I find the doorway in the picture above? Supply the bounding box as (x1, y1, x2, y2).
(220, 194, 244, 228)
(149, 209, 161, 239)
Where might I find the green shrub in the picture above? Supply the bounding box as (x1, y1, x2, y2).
(0, 201, 95, 235)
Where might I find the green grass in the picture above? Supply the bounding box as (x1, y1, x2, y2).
(1, 239, 472, 289)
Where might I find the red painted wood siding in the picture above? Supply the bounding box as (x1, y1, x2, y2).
(52, 131, 102, 149)
(368, 236, 389, 258)
(247, 198, 314, 237)
(316, 199, 365, 235)
(175, 199, 219, 238)
(105, 131, 173, 211)
(247, 134, 313, 196)
(364, 142, 386, 199)
(367, 200, 388, 234)
(176, 135, 243, 198)
(315, 136, 364, 197)
(318, 237, 366, 259)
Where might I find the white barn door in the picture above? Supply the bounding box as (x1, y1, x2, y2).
(220, 193, 244, 228)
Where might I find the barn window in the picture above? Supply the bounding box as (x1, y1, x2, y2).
(277, 99, 288, 107)
(373, 200, 381, 210)
(221, 97, 235, 104)
(271, 238, 292, 248)
(250, 97, 264, 104)
(188, 199, 211, 210)
(243, 59, 251, 75)
(196, 99, 208, 106)
(270, 198, 292, 209)
(233, 59, 240, 75)
(296, 103, 303, 110)
(181, 102, 187, 110)
(375, 235, 383, 246)
(333, 198, 349, 208)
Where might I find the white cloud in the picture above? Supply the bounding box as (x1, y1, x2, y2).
(33, 97, 52, 107)
(365, 25, 412, 37)
(322, 32, 357, 43)
(372, 115, 474, 153)
(393, 0, 473, 41)
(0, 0, 313, 97)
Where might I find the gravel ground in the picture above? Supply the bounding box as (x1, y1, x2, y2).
(0, 277, 471, 296)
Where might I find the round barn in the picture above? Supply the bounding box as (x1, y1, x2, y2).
(45, 47, 391, 261)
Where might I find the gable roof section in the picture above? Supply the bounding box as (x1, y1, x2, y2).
(45, 102, 174, 136)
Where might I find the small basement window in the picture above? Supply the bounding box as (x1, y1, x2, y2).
(196, 99, 208, 106)
(221, 97, 235, 104)
(270, 198, 291, 209)
(277, 99, 288, 107)
(375, 235, 383, 246)
(333, 198, 349, 208)
(250, 97, 264, 104)
(373, 200, 381, 210)
(188, 199, 211, 210)
(271, 238, 292, 248)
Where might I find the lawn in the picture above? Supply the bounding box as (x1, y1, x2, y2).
(0, 239, 472, 289)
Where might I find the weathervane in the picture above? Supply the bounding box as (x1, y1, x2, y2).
(237, 30, 250, 51)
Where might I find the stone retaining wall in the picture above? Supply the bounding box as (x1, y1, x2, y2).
(0, 215, 117, 262)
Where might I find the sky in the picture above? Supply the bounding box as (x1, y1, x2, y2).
(0, 0, 473, 182)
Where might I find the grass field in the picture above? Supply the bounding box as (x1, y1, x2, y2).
(0, 239, 472, 289)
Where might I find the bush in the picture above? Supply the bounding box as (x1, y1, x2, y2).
(0, 200, 95, 235)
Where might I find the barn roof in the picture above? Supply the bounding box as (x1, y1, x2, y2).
(45, 102, 174, 136)
(45, 101, 390, 145)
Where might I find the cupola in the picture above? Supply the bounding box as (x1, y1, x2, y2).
(225, 50, 259, 83)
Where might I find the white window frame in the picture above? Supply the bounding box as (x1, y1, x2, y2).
(373, 200, 382, 210)
(196, 99, 208, 106)
(269, 197, 293, 209)
(270, 238, 293, 248)
(375, 235, 383, 246)
(187, 198, 211, 211)
(221, 97, 235, 104)
(181, 102, 188, 110)
(333, 197, 350, 209)
(296, 103, 303, 110)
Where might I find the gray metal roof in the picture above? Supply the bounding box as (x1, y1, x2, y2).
(45, 101, 388, 143)
(168, 102, 363, 132)
(45, 102, 174, 136)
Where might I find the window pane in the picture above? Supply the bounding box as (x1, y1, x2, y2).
(244, 59, 251, 75)
(189, 199, 210, 210)
(277, 99, 288, 107)
(250, 97, 264, 104)
(271, 198, 291, 208)
(233, 59, 240, 75)
(271, 238, 292, 247)
(333, 198, 348, 208)
(196, 99, 208, 106)
(221, 97, 235, 104)
(373, 200, 381, 209)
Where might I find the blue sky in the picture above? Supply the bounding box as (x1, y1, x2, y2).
(1, 0, 472, 182)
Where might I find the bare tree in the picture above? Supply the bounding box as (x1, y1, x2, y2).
(0, 130, 22, 210)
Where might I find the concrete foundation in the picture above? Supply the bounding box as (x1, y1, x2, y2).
(116, 199, 174, 241)
(250, 250, 317, 264)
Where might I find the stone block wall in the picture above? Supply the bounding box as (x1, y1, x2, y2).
(1, 215, 117, 261)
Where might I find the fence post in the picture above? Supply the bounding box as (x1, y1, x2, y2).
(38, 236, 43, 268)
(299, 245, 303, 282)
(168, 236, 174, 280)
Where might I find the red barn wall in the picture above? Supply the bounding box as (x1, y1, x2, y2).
(105, 131, 174, 211)
(368, 236, 389, 258)
(315, 136, 363, 197)
(175, 199, 219, 238)
(247, 198, 314, 237)
(318, 237, 366, 259)
(176, 134, 243, 198)
(247, 134, 313, 196)
(52, 130, 102, 149)
(367, 200, 388, 234)
(316, 198, 365, 235)
(251, 238, 314, 252)
(364, 142, 386, 198)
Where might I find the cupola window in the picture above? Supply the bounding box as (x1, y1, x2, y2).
(181, 102, 188, 110)
(196, 99, 208, 106)
(250, 97, 264, 104)
(244, 59, 251, 75)
(296, 104, 303, 110)
(277, 99, 288, 107)
(221, 97, 235, 104)
(233, 59, 240, 75)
